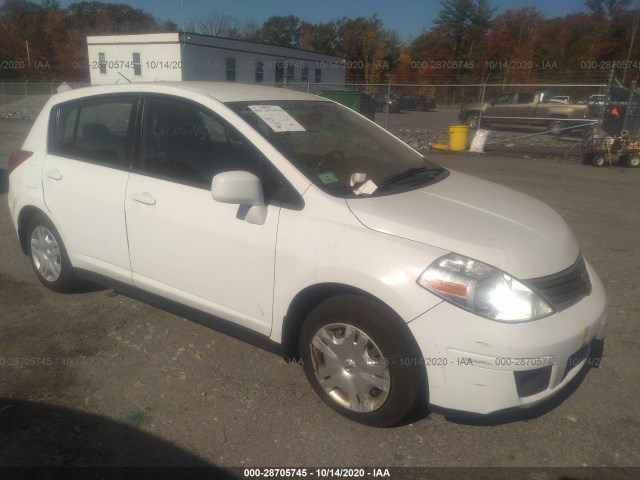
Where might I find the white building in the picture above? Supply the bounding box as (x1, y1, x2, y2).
(87, 32, 346, 86)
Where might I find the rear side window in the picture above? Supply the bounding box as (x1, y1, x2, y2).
(50, 96, 137, 168)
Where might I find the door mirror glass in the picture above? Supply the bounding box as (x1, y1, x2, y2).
(211, 170, 264, 206)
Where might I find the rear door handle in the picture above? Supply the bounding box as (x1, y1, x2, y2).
(45, 170, 62, 181)
(131, 192, 156, 205)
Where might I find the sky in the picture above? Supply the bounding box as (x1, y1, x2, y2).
(59, 0, 591, 40)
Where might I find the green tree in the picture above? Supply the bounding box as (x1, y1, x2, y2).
(257, 15, 302, 48)
(432, 0, 495, 57)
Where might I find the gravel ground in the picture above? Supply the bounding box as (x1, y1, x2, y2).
(0, 95, 51, 120)
(1, 119, 639, 479)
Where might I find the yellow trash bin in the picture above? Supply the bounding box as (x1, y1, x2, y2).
(449, 125, 469, 152)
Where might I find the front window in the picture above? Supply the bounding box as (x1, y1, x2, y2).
(227, 100, 447, 197)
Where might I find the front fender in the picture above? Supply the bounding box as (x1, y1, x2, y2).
(270, 190, 446, 344)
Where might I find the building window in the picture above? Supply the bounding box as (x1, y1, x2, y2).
(315, 67, 321, 83)
(285, 63, 294, 83)
(275, 61, 284, 83)
(226, 58, 236, 82)
(132, 53, 141, 76)
(301, 66, 309, 83)
(98, 52, 107, 75)
(255, 61, 264, 83)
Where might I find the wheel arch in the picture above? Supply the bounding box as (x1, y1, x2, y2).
(281, 282, 395, 361)
(17, 205, 49, 255)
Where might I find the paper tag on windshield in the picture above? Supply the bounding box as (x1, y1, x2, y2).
(354, 180, 378, 195)
(318, 172, 339, 184)
(248, 105, 306, 132)
(349, 172, 367, 186)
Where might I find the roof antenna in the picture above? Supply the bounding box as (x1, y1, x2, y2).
(117, 71, 132, 83)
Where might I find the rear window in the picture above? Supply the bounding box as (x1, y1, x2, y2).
(50, 96, 137, 167)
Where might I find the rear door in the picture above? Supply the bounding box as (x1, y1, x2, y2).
(43, 95, 138, 284)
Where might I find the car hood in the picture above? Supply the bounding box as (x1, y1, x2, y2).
(346, 170, 579, 279)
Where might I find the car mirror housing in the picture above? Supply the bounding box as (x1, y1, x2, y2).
(211, 171, 264, 206)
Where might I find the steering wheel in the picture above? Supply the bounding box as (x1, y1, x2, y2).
(315, 149, 345, 171)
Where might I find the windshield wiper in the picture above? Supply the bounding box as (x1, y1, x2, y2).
(380, 166, 443, 186)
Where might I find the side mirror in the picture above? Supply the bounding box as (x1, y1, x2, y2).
(211, 171, 264, 206)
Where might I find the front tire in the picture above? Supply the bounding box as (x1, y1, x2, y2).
(547, 118, 565, 136)
(299, 295, 426, 427)
(26, 213, 75, 292)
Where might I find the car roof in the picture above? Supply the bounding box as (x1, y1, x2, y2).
(50, 81, 326, 104)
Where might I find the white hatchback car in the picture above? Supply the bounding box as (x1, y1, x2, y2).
(8, 82, 607, 427)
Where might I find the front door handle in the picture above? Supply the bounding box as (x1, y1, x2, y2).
(45, 170, 62, 181)
(131, 192, 156, 205)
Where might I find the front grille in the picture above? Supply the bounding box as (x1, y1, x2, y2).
(524, 254, 592, 312)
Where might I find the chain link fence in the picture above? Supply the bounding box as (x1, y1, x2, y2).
(0, 81, 90, 120)
(3, 77, 639, 162)
(278, 81, 618, 158)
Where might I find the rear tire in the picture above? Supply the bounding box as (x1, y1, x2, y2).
(26, 213, 75, 292)
(592, 155, 606, 167)
(299, 295, 426, 427)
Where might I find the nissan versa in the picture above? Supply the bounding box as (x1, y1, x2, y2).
(7, 82, 607, 427)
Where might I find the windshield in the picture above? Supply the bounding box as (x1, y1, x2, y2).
(226, 100, 447, 197)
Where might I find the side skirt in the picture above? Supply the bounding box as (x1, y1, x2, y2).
(74, 268, 284, 357)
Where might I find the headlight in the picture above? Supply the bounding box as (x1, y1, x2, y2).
(417, 253, 554, 322)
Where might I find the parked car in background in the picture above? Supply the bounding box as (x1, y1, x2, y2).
(398, 94, 437, 111)
(8, 82, 607, 427)
(459, 91, 596, 135)
(371, 92, 401, 113)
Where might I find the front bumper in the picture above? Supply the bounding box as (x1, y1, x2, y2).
(408, 260, 608, 414)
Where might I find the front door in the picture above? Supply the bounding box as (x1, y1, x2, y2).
(124, 96, 279, 334)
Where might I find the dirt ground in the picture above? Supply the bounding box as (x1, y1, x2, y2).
(0, 119, 639, 477)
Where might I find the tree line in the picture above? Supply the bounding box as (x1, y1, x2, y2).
(0, 0, 638, 84)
